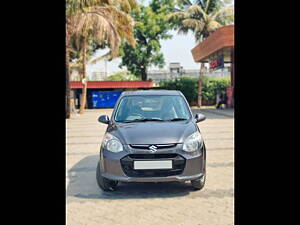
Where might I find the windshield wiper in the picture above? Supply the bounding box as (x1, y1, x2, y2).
(166, 118, 188, 121)
(120, 118, 165, 123)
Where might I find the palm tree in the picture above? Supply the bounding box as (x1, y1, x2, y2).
(66, 0, 102, 118)
(66, 0, 138, 117)
(70, 6, 137, 114)
(168, 0, 234, 107)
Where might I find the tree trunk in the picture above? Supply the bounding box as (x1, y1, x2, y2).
(79, 37, 87, 114)
(66, 28, 71, 119)
(197, 34, 210, 108)
(197, 62, 205, 107)
(141, 67, 147, 81)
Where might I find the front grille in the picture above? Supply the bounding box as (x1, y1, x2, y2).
(120, 154, 186, 177)
(130, 144, 177, 150)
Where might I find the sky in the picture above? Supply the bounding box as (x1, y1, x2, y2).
(87, 30, 201, 76)
(86, 0, 236, 77)
(87, 0, 234, 77)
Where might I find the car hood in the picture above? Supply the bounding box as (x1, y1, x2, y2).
(107, 121, 198, 144)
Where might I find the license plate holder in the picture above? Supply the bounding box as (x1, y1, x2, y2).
(133, 160, 172, 170)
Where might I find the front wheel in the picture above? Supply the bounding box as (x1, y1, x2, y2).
(191, 174, 205, 190)
(96, 162, 118, 191)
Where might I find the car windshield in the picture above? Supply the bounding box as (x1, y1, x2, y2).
(114, 95, 191, 122)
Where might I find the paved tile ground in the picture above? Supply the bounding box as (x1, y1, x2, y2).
(66, 108, 234, 225)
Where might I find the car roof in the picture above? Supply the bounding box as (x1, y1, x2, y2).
(121, 90, 182, 96)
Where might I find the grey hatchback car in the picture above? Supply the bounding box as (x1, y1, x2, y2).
(96, 90, 206, 191)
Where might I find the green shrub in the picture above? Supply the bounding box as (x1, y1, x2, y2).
(202, 77, 230, 100)
(159, 76, 230, 103)
(159, 76, 198, 103)
(106, 71, 139, 81)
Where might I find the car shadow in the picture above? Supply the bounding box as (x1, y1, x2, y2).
(67, 155, 195, 200)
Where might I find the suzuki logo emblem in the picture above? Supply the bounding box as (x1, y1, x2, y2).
(149, 145, 157, 153)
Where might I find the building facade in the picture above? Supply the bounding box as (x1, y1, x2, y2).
(90, 70, 107, 81)
(191, 25, 234, 107)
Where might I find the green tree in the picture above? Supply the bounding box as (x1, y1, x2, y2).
(119, 0, 175, 81)
(168, 0, 234, 107)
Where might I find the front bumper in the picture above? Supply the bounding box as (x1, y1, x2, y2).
(99, 143, 205, 182)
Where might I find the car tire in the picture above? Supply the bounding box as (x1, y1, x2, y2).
(96, 162, 118, 192)
(191, 174, 205, 190)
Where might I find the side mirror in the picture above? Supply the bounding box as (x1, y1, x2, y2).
(195, 113, 206, 123)
(98, 115, 110, 124)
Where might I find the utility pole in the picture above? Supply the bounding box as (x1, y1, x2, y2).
(105, 60, 107, 78)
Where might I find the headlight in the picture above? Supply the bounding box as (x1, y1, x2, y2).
(102, 133, 123, 153)
(183, 132, 203, 152)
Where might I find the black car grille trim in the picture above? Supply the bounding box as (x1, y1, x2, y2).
(120, 154, 186, 177)
(129, 144, 177, 149)
(127, 154, 178, 159)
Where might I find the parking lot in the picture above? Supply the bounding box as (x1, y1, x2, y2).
(66, 108, 234, 225)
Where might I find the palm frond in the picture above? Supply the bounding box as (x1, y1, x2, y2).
(169, 0, 234, 42)
(106, 0, 139, 13)
(205, 0, 210, 12)
(195, 0, 205, 9)
(206, 20, 222, 33)
(182, 19, 205, 31)
(108, 0, 130, 13)
(70, 6, 121, 58)
(194, 30, 203, 42)
(182, 0, 194, 7)
(105, 6, 136, 46)
(167, 11, 187, 20)
(66, 0, 104, 16)
(177, 26, 190, 36)
(187, 5, 207, 20)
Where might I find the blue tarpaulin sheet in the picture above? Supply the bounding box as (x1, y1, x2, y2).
(91, 91, 122, 108)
